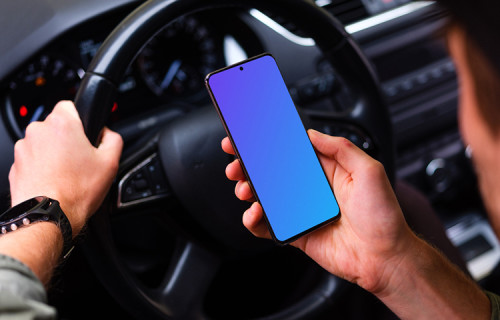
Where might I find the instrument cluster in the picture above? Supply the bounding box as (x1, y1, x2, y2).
(1, 11, 235, 139)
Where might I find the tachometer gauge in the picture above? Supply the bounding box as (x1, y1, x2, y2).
(5, 55, 82, 138)
(137, 16, 222, 101)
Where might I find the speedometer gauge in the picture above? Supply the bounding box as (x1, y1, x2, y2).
(5, 55, 82, 138)
(137, 16, 222, 101)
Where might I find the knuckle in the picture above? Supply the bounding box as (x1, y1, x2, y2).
(366, 159, 386, 177)
(113, 132, 124, 150)
(336, 136, 355, 148)
(8, 166, 15, 184)
(47, 105, 79, 130)
(13, 138, 23, 150)
(47, 110, 67, 128)
(24, 121, 42, 138)
(13, 139, 25, 158)
(53, 100, 75, 115)
(106, 154, 120, 174)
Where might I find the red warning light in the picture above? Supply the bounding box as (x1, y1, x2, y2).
(19, 105, 28, 117)
(111, 102, 118, 113)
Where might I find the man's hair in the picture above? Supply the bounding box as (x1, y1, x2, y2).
(437, 0, 500, 135)
(462, 26, 500, 136)
(437, 0, 500, 77)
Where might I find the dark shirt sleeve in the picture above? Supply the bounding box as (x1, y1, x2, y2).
(485, 291, 500, 320)
(0, 254, 56, 319)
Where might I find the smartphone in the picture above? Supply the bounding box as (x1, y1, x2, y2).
(205, 53, 340, 244)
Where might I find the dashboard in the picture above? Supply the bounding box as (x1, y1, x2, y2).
(1, 7, 264, 141)
(1, 0, 500, 318)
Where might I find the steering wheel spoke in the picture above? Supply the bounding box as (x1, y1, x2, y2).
(153, 241, 220, 318)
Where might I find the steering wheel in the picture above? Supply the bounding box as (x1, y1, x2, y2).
(74, 0, 394, 319)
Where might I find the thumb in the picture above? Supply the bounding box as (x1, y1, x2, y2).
(308, 129, 374, 175)
(97, 127, 123, 161)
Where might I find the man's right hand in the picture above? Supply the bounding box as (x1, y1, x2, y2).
(222, 129, 492, 320)
(222, 129, 419, 294)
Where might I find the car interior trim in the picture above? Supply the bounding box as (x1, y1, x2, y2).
(248, 9, 316, 47)
(345, 1, 435, 34)
(223, 35, 249, 66)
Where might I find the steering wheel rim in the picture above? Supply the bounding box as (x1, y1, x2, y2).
(74, 0, 394, 319)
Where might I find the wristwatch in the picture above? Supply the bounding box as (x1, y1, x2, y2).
(0, 196, 73, 258)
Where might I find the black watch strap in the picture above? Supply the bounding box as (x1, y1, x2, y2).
(0, 196, 74, 258)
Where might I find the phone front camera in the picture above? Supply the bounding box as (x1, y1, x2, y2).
(240, 66, 244, 71)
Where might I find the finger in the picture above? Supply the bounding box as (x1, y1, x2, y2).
(97, 127, 124, 160)
(235, 180, 255, 202)
(221, 137, 236, 155)
(242, 202, 271, 239)
(23, 121, 44, 143)
(46, 101, 84, 136)
(12, 139, 28, 166)
(225, 159, 246, 181)
(52, 100, 81, 121)
(308, 129, 377, 175)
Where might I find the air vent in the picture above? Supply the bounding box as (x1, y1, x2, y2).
(318, 0, 369, 25)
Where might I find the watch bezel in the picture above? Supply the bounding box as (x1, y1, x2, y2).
(0, 196, 48, 223)
(0, 196, 74, 258)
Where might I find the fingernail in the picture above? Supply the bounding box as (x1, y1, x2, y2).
(308, 129, 321, 137)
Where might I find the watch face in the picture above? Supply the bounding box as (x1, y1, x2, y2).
(0, 196, 45, 221)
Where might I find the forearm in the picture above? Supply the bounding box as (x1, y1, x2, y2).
(0, 222, 62, 286)
(376, 236, 490, 320)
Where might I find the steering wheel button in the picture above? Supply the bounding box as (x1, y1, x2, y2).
(121, 175, 151, 203)
(147, 163, 157, 173)
(121, 186, 139, 203)
(149, 169, 169, 195)
(140, 190, 153, 198)
(118, 153, 172, 207)
(144, 158, 169, 195)
(125, 186, 133, 195)
(134, 171, 145, 180)
(133, 179, 149, 191)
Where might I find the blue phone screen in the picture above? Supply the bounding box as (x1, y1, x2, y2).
(206, 54, 340, 243)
